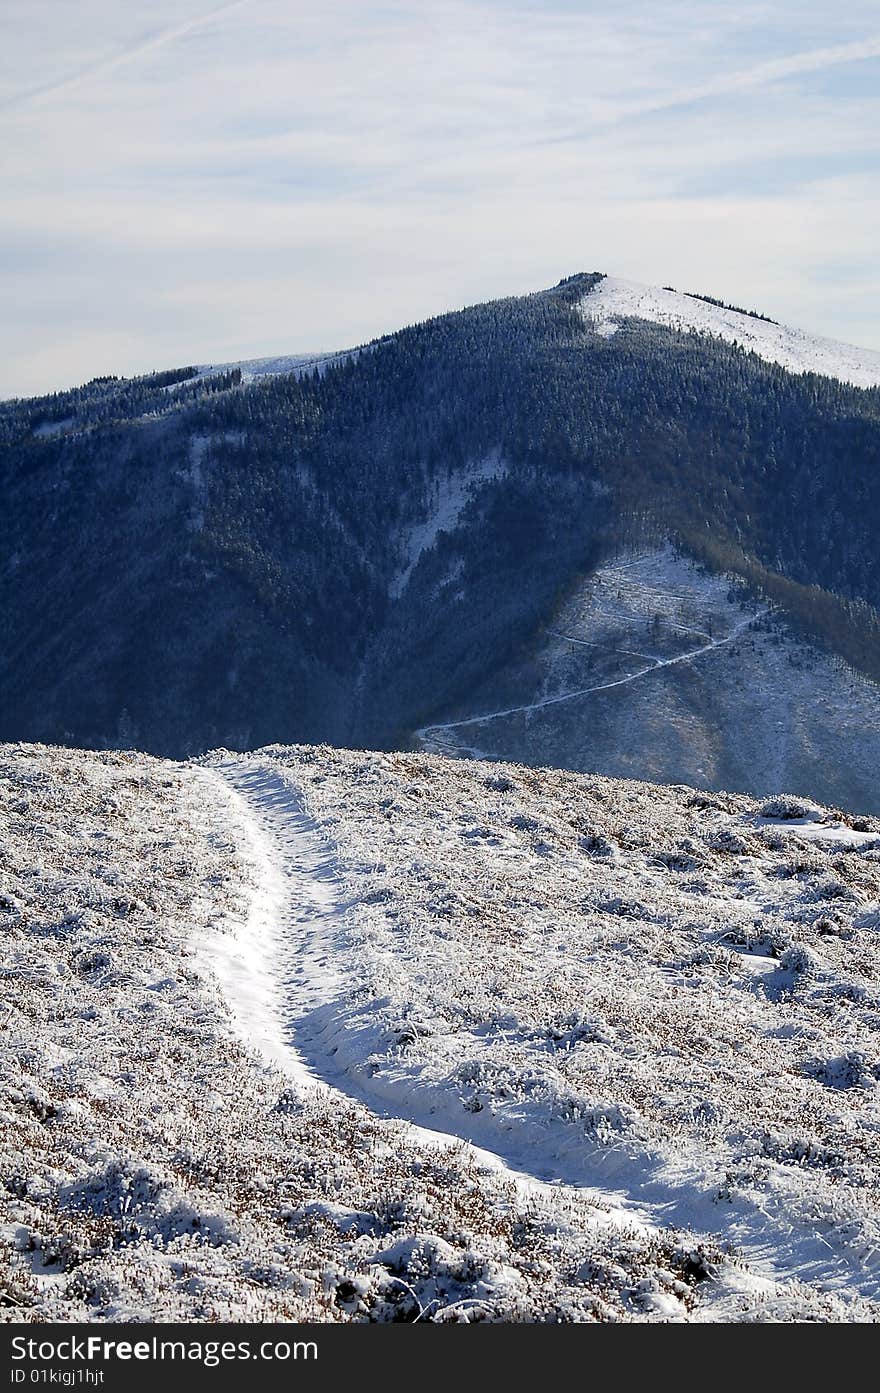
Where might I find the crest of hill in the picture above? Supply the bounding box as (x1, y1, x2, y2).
(581, 276, 880, 389)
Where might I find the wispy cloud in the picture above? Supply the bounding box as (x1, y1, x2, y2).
(0, 0, 252, 112)
(619, 30, 880, 121)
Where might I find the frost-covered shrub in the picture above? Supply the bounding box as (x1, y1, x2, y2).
(770, 854, 825, 879)
(72, 947, 115, 978)
(778, 945, 816, 977)
(578, 832, 618, 859)
(719, 923, 788, 956)
(680, 944, 735, 973)
(803, 1052, 877, 1091)
(812, 913, 845, 936)
(63, 1266, 128, 1309)
(702, 825, 751, 855)
(592, 892, 649, 919)
(686, 794, 726, 812)
(24, 1086, 57, 1122)
(580, 1101, 639, 1139)
(825, 980, 868, 1004)
(759, 795, 825, 822)
(652, 849, 702, 873)
(761, 1130, 844, 1170)
(483, 774, 515, 793)
(544, 1011, 605, 1049)
(802, 874, 858, 903)
(687, 1099, 726, 1130)
(60, 1161, 239, 1246)
(854, 904, 880, 931)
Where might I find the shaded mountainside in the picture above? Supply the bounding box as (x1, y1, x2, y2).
(2, 273, 880, 783)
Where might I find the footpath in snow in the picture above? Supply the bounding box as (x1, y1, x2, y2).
(194, 764, 345, 1088)
(417, 595, 766, 758)
(200, 761, 575, 1202)
(203, 751, 880, 1312)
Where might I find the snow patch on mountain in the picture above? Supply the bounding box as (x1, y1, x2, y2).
(390, 451, 509, 599)
(182, 432, 246, 532)
(417, 547, 880, 815)
(178, 347, 361, 390)
(31, 417, 75, 439)
(581, 278, 880, 389)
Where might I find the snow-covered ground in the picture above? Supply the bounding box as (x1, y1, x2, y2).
(173, 347, 359, 390)
(4, 740, 880, 1322)
(581, 277, 880, 389)
(206, 746, 880, 1318)
(418, 547, 880, 816)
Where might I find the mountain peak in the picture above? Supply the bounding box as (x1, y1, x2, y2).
(580, 275, 880, 388)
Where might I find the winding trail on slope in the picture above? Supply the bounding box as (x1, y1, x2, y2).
(199, 756, 880, 1306)
(197, 760, 594, 1208)
(417, 608, 766, 755)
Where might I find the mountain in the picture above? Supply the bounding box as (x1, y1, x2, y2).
(5, 738, 880, 1321)
(3, 272, 880, 807)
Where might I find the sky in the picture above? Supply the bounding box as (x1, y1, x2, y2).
(2, 0, 880, 398)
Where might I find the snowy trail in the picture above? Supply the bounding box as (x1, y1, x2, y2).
(193, 762, 346, 1089)
(198, 761, 618, 1212)
(418, 608, 764, 753)
(201, 756, 880, 1307)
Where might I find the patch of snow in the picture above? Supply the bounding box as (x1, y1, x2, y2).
(181, 432, 245, 531)
(756, 819, 878, 847)
(581, 277, 880, 389)
(32, 417, 75, 439)
(390, 451, 509, 599)
(173, 347, 363, 391)
(416, 546, 880, 816)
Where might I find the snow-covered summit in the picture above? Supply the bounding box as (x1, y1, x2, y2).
(581, 276, 880, 389)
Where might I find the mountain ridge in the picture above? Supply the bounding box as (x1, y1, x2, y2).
(2, 270, 879, 809)
(9, 268, 880, 409)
